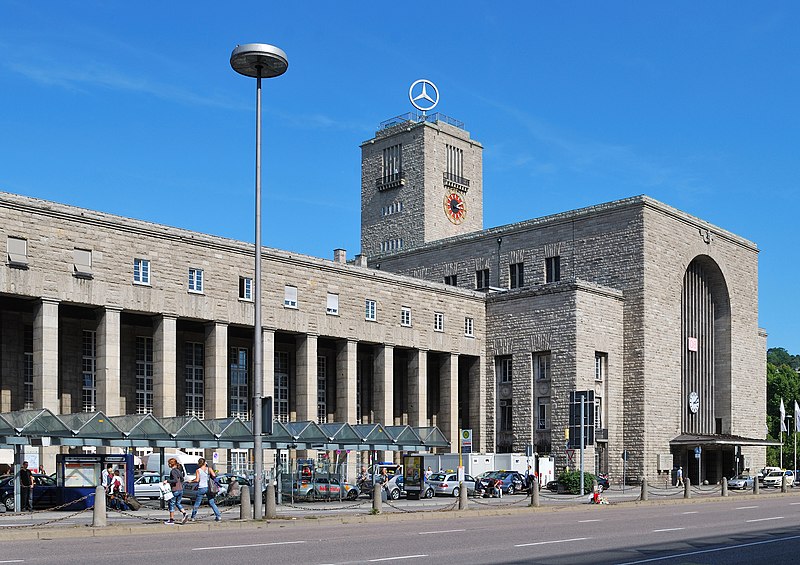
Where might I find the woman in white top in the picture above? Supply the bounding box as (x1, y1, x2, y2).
(186, 457, 221, 522)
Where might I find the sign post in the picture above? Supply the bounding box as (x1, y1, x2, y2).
(622, 449, 629, 493)
(695, 446, 702, 485)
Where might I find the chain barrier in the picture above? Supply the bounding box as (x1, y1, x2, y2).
(645, 487, 684, 498)
(0, 505, 92, 529)
(278, 499, 369, 512)
(691, 485, 720, 494)
(539, 491, 585, 501)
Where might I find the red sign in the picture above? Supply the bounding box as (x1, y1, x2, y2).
(566, 449, 576, 465)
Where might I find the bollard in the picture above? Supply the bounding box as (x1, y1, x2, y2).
(458, 482, 468, 510)
(240, 481, 252, 520)
(372, 482, 382, 514)
(92, 485, 107, 527)
(684, 476, 691, 499)
(640, 477, 648, 501)
(782, 474, 789, 493)
(531, 482, 540, 507)
(265, 483, 277, 519)
(721, 477, 728, 497)
(753, 477, 759, 495)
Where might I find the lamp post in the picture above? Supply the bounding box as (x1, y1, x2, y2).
(230, 43, 288, 520)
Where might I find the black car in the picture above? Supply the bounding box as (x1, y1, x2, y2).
(478, 471, 526, 495)
(0, 473, 61, 511)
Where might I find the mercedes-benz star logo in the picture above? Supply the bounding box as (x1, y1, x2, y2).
(409, 79, 439, 112)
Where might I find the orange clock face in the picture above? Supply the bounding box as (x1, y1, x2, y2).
(444, 192, 467, 224)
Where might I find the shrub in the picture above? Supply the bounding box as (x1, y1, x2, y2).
(558, 469, 596, 494)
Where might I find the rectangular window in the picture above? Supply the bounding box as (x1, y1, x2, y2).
(82, 330, 96, 412)
(365, 299, 377, 321)
(326, 293, 339, 315)
(464, 317, 474, 337)
(444, 274, 457, 286)
(382, 143, 403, 177)
(188, 268, 204, 293)
(545, 256, 561, 283)
(317, 356, 327, 424)
(74, 248, 93, 278)
(446, 144, 464, 177)
(133, 258, 150, 285)
(24, 327, 33, 409)
(229, 450, 248, 473)
(537, 397, 550, 430)
(595, 352, 607, 382)
(185, 342, 204, 418)
(239, 277, 252, 301)
(401, 306, 412, 327)
(500, 399, 513, 432)
(476, 269, 490, 290)
(136, 336, 154, 414)
(275, 351, 290, 423)
(7, 236, 28, 268)
(595, 397, 602, 429)
(284, 285, 298, 308)
(498, 356, 512, 383)
(434, 312, 444, 332)
(509, 262, 524, 289)
(534, 352, 551, 380)
(229, 346, 249, 419)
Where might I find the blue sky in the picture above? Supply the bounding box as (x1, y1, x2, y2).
(1, 2, 798, 353)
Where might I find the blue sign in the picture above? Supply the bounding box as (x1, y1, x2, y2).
(694, 446, 702, 459)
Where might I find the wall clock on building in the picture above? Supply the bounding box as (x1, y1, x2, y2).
(688, 391, 700, 414)
(444, 192, 467, 224)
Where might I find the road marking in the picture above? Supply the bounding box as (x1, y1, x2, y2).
(681, 511, 698, 514)
(0, 524, 34, 527)
(0, 561, 24, 563)
(578, 519, 601, 523)
(515, 537, 589, 547)
(746, 516, 783, 523)
(614, 533, 800, 564)
(368, 556, 427, 562)
(418, 529, 465, 535)
(790, 502, 800, 505)
(193, 541, 306, 551)
(652, 527, 684, 533)
(736, 506, 758, 510)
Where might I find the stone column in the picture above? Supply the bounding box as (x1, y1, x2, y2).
(204, 321, 228, 419)
(408, 349, 428, 427)
(440, 353, 459, 449)
(295, 334, 318, 421)
(470, 356, 486, 452)
(262, 328, 275, 469)
(336, 339, 358, 423)
(153, 314, 177, 417)
(33, 298, 59, 411)
(373, 345, 394, 427)
(96, 306, 122, 415)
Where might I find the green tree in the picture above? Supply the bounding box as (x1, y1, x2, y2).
(767, 347, 800, 371)
(766, 361, 800, 467)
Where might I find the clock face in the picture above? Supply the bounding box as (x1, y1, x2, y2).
(689, 391, 700, 414)
(444, 192, 467, 224)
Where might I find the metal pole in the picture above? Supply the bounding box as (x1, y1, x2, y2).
(253, 67, 264, 521)
(580, 394, 585, 496)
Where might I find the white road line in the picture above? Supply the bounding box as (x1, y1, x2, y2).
(368, 555, 427, 562)
(578, 519, 601, 523)
(0, 524, 34, 527)
(0, 561, 24, 563)
(790, 502, 800, 505)
(614, 533, 800, 564)
(652, 527, 685, 533)
(746, 516, 783, 523)
(515, 537, 589, 547)
(193, 541, 306, 551)
(418, 529, 465, 535)
(681, 511, 698, 514)
(736, 506, 758, 510)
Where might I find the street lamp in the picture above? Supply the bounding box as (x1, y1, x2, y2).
(230, 43, 288, 520)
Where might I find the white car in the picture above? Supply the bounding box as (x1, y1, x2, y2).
(133, 472, 168, 499)
(762, 470, 793, 488)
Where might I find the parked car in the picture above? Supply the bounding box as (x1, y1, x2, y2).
(0, 473, 61, 511)
(762, 470, 793, 488)
(133, 472, 167, 499)
(385, 474, 434, 500)
(728, 473, 754, 490)
(757, 466, 781, 483)
(478, 471, 526, 495)
(427, 472, 478, 497)
(183, 473, 246, 502)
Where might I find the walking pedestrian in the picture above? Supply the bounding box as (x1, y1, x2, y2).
(19, 461, 34, 511)
(186, 457, 221, 522)
(164, 457, 189, 525)
(676, 466, 684, 487)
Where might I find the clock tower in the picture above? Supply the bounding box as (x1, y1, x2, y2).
(360, 111, 483, 258)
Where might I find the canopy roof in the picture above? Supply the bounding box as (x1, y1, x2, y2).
(0, 409, 450, 451)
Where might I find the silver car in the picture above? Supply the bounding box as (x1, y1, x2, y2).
(427, 472, 477, 497)
(133, 472, 167, 499)
(728, 473, 754, 490)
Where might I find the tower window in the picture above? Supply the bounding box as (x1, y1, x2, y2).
(545, 256, 561, 283)
(509, 262, 524, 288)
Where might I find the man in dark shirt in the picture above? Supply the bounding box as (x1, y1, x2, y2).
(19, 461, 34, 511)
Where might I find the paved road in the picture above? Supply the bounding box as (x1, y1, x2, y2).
(2, 494, 800, 564)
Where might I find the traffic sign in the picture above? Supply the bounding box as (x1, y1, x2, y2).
(461, 429, 472, 453)
(566, 449, 576, 465)
(694, 446, 702, 459)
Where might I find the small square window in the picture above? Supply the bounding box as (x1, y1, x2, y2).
(534, 352, 551, 380)
(7, 236, 29, 268)
(434, 312, 444, 332)
(365, 299, 377, 321)
(498, 357, 512, 383)
(239, 277, 253, 301)
(74, 248, 93, 279)
(509, 262, 524, 289)
(545, 256, 561, 283)
(401, 307, 412, 327)
(464, 317, 474, 337)
(444, 274, 457, 286)
(134, 258, 150, 285)
(188, 268, 204, 293)
(476, 269, 489, 290)
(326, 293, 339, 315)
(284, 285, 298, 308)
